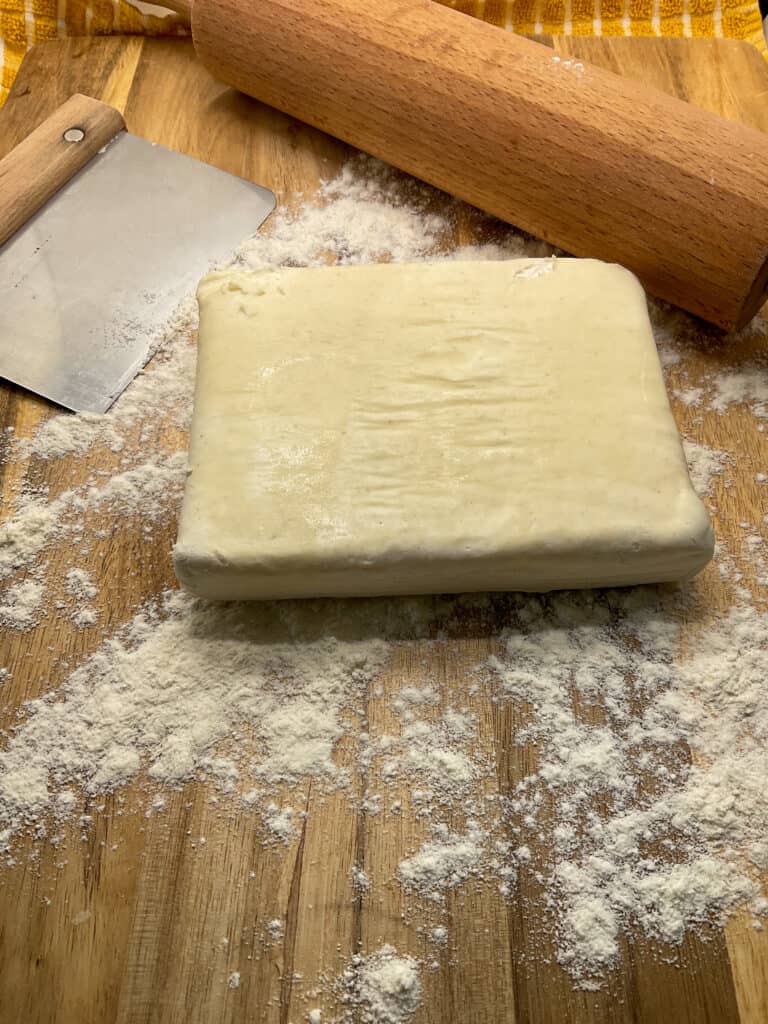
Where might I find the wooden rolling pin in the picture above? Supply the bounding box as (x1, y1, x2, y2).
(168, 0, 768, 329)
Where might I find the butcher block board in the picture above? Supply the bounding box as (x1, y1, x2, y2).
(1, 33, 768, 1024)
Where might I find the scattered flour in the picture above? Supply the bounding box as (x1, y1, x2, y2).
(710, 367, 768, 417)
(72, 607, 99, 630)
(1, 154, 767, 1003)
(256, 695, 348, 784)
(390, 685, 439, 715)
(65, 569, 98, 601)
(338, 946, 422, 1024)
(398, 822, 487, 901)
(0, 491, 75, 580)
(64, 568, 100, 629)
(263, 803, 297, 844)
(682, 438, 729, 498)
(490, 590, 768, 983)
(235, 164, 447, 271)
(374, 707, 484, 809)
(0, 592, 390, 848)
(86, 453, 188, 517)
(0, 456, 185, 588)
(674, 386, 704, 406)
(0, 579, 45, 629)
(351, 865, 370, 892)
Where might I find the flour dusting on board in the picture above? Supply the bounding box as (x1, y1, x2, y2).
(335, 946, 422, 1024)
(1, 156, 768, 1002)
(681, 439, 729, 497)
(0, 579, 44, 629)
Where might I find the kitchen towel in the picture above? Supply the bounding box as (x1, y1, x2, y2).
(0, 0, 186, 106)
(0, 0, 765, 108)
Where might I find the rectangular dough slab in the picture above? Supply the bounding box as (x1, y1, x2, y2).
(173, 259, 714, 600)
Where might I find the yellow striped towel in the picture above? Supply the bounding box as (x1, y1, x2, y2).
(0, 0, 187, 106)
(0, 0, 765, 109)
(443, 0, 764, 46)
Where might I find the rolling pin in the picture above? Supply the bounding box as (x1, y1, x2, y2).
(166, 0, 768, 330)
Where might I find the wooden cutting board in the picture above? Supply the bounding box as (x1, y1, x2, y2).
(1, 33, 768, 1024)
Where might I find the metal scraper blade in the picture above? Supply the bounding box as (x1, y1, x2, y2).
(0, 132, 274, 413)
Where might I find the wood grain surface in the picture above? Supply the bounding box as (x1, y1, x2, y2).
(0, 32, 767, 1024)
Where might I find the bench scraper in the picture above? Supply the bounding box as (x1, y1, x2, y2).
(0, 93, 275, 413)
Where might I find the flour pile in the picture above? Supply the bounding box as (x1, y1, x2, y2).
(398, 822, 487, 900)
(0, 579, 44, 629)
(1, 156, 767, 1003)
(336, 946, 422, 1024)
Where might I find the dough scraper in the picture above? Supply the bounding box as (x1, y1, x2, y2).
(0, 93, 275, 413)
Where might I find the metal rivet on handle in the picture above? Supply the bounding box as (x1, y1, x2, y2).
(63, 127, 85, 143)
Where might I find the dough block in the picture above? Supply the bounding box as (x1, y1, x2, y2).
(173, 259, 714, 600)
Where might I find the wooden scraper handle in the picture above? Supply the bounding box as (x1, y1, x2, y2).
(175, 0, 768, 330)
(0, 94, 125, 249)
